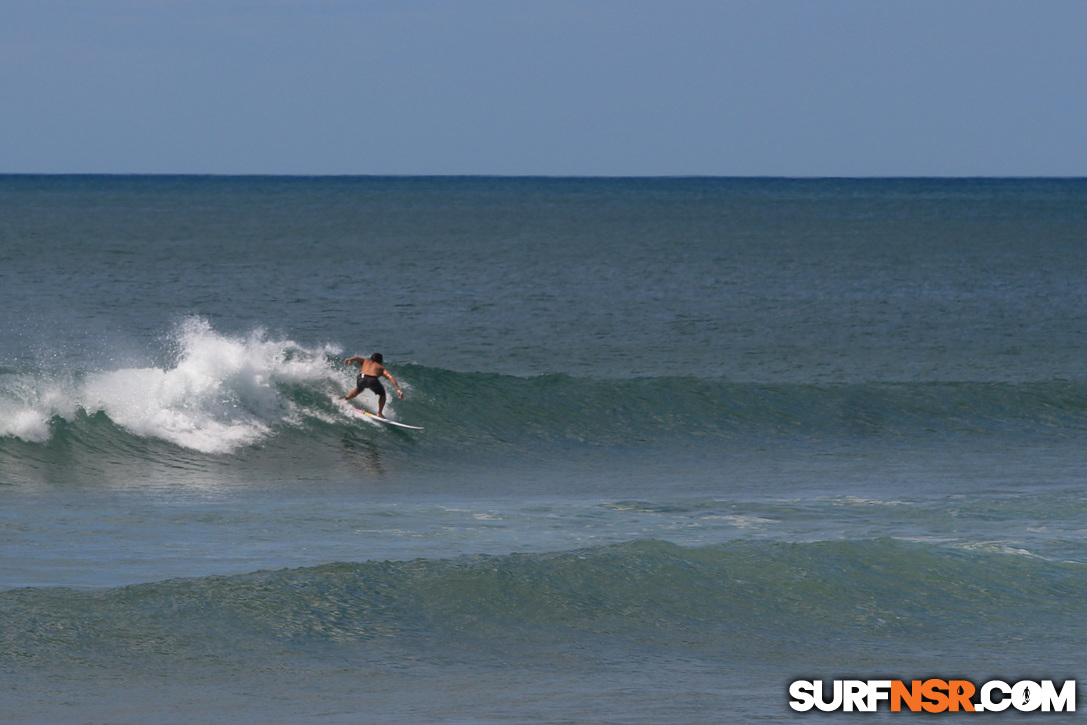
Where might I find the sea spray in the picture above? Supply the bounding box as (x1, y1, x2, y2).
(0, 317, 345, 453)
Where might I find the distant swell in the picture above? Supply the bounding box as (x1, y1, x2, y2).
(3, 539, 1085, 670)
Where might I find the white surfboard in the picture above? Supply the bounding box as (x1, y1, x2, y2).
(351, 407, 424, 430)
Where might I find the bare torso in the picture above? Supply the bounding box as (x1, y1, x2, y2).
(358, 359, 386, 377)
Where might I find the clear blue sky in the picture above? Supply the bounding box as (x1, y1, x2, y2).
(3, 0, 1085, 176)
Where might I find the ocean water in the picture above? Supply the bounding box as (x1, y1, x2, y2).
(1, 176, 1086, 722)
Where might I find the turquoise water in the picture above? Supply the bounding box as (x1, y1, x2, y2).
(2, 176, 1086, 722)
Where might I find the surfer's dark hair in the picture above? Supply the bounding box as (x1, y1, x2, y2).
(370, 353, 384, 364)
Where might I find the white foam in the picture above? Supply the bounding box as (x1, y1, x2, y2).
(0, 407, 53, 443)
(0, 369, 70, 442)
(2, 318, 344, 453)
(961, 541, 1042, 558)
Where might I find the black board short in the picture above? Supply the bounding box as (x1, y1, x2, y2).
(356, 374, 386, 396)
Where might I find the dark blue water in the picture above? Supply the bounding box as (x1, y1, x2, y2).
(2, 176, 1086, 722)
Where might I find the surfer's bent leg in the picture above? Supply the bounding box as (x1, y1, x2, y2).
(344, 373, 367, 400)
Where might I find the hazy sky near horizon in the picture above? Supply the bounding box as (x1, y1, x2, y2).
(3, 1, 1085, 176)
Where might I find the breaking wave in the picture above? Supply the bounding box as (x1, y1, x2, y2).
(4, 318, 1087, 463)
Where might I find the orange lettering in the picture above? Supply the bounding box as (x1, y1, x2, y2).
(948, 680, 976, 712)
(921, 679, 949, 713)
(891, 680, 923, 712)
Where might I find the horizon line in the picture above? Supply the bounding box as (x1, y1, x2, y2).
(3, 172, 1086, 181)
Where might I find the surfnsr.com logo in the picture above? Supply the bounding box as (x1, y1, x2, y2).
(789, 679, 1076, 713)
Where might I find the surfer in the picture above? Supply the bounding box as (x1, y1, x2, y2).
(342, 353, 404, 418)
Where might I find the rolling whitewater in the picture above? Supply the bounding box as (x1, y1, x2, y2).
(2, 176, 1087, 722)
